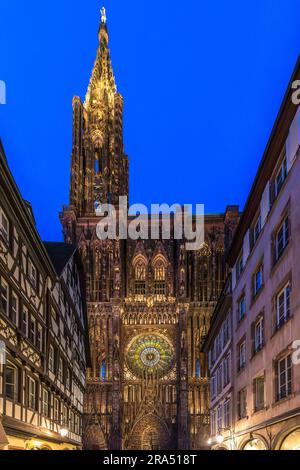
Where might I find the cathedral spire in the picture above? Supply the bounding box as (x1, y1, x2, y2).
(85, 5, 115, 110)
(101, 6, 107, 24)
(68, 6, 129, 215)
(99, 6, 109, 44)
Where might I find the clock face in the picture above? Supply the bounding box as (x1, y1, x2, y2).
(127, 335, 174, 379)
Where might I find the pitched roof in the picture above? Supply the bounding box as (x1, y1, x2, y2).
(44, 242, 77, 276)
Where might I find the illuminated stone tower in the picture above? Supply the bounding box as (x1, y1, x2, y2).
(69, 7, 128, 216)
(61, 7, 239, 450)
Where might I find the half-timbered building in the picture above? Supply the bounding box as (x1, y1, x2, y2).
(0, 141, 89, 450)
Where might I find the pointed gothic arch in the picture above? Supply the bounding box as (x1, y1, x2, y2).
(132, 254, 148, 298)
(126, 414, 171, 451)
(83, 424, 107, 451)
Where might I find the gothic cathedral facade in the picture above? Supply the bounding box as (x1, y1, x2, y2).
(60, 10, 239, 450)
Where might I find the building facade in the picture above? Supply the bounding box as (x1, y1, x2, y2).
(60, 9, 239, 450)
(204, 58, 300, 450)
(203, 278, 234, 449)
(0, 142, 89, 450)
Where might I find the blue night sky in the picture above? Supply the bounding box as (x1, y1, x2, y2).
(0, 0, 299, 241)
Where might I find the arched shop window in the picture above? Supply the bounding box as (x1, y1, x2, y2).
(280, 429, 300, 451)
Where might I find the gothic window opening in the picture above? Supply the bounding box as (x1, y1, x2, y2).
(134, 258, 147, 297)
(153, 258, 166, 299)
(94, 199, 101, 214)
(196, 359, 201, 379)
(94, 152, 101, 174)
(101, 360, 106, 380)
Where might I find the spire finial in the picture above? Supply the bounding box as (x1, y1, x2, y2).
(101, 6, 107, 24)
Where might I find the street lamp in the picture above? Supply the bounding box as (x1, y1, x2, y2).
(208, 427, 236, 449)
(59, 427, 69, 438)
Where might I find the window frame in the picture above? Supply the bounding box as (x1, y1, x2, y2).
(236, 253, 244, 280)
(27, 376, 37, 411)
(217, 405, 222, 432)
(49, 345, 55, 373)
(224, 398, 231, 429)
(211, 374, 217, 400)
(58, 358, 64, 382)
(253, 264, 263, 298)
(237, 388, 247, 420)
(36, 324, 43, 352)
(254, 315, 264, 354)
(134, 280, 146, 296)
(5, 362, 18, 402)
(62, 405, 68, 428)
(275, 216, 289, 263)
(253, 375, 265, 412)
(253, 214, 262, 246)
(54, 398, 60, 423)
(42, 388, 49, 417)
(238, 340, 246, 372)
(277, 355, 292, 402)
(275, 156, 288, 198)
(238, 295, 246, 323)
(11, 291, 19, 325)
(21, 306, 29, 337)
(276, 283, 291, 329)
(0, 208, 9, 246)
(28, 314, 36, 345)
(0, 277, 9, 316)
(66, 368, 71, 390)
(28, 258, 37, 289)
(211, 409, 216, 436)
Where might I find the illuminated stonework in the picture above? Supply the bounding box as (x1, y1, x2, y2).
(127, 335, 174, 379)
(60, 7, 239, 451)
